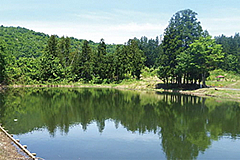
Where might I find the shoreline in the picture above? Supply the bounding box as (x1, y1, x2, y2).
(1, 82, 240, 102)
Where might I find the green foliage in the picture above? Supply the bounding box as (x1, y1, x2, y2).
(215, 33, 240, 73)
(206, 69, 240, 88)
(157, 9, 225, 87)
(45, 35, 58, 57)
(1, 20, 237, 86)
(0, 26, 49, 58)
(180, 36, 224, 86)
(0, 26, 99, 58)
(127, 39, 146, 79)
(158, 9, 203, 83)
(39, 53, 64, 83)
(141, 67, 158, 78)
(94, 38, 107, 80)
(208, 69, 240, 81)
(0, 39, 6, 83)
(39, 35, 67, 83)
(134, 36, 162, 68)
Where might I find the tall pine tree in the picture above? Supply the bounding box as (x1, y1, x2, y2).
(158, 9, 203, 84)
(0, 39, 6, 83)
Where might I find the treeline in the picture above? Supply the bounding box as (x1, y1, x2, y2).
(0, 26, 163, 84)
(134, 36, 162, 68)
(0, 35, 145, 84)
(1, 9, 240, 86)
(0, 25, 117, 58)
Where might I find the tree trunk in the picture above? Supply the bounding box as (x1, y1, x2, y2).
(202, 72, 207, 88)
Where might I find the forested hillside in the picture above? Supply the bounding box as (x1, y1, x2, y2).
(0, 9, 240, 86)
(0, 26, 117, 58)
(215, 34, 240, 73)
(0, 27, 146, 84)
(0, 26, 49, 58)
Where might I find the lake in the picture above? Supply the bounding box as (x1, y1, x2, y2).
(0, 88, 240, 159)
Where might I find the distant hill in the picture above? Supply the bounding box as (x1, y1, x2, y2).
(0, 26, 50, 57)
(0, 25, 117, 58)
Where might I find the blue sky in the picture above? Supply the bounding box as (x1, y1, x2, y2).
(1, 0, 240, 44)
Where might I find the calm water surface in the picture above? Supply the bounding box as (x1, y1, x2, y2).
(0, 88, 240, 159)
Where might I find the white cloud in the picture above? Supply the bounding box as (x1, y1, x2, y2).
(200, 16, 240, 37)
(2, 20, 166, 44)
(73, 12, 113, 21)
(109, 23, 165, 32)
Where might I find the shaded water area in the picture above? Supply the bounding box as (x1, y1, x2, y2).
(0, 88, 240, 159)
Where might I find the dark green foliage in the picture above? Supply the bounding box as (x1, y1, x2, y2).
(111, 40, 146, 81)
(215, 33, 240, 73)
(127, 39, 146, 79)
(58, 36, 71, 68)
(158, 9, 203, 84)
(156, 9, 225, 87)
(1, 20, 237, 86)
(77, 40, 94, 81)
(134, 36, 162, 68)
(39, 35, 71, 83)
(46, 35, 58, 58)
(95, 39, 107, 80)
(0, 39, 6, 83)
(39, 52, 64, 82)
(1, 26, 143, 84)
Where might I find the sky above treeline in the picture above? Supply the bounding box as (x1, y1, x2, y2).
(1, 0, 240, 44)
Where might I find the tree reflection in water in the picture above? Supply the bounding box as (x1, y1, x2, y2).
(0, 88, 240, 159)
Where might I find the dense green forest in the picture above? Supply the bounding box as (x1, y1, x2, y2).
(0, 9, 239, 86)
(215, 33, 240, 73)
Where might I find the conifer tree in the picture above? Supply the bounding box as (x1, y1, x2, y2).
(45, 35, 58, 58)
(96, 39, 107, 80)
(158, 9, 203, 84)
(77, 40, 93, 81)
(0, 40, 6, 83)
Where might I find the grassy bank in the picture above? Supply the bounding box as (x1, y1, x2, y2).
(206, 69, 240, 88)
(3, 69, 240, 102)
(181, 88, 240, 102)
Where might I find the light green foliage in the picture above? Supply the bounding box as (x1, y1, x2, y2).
(206, 69, 240, 88)
(141, 67, 158, 78)
(181, 36, 224, 86)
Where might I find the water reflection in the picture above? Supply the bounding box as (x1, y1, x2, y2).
(0, 88, 240, 159)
